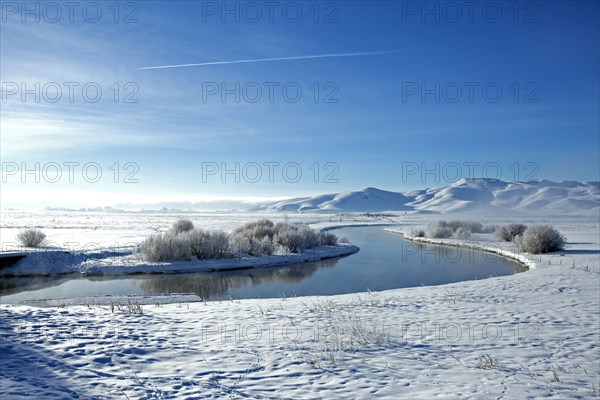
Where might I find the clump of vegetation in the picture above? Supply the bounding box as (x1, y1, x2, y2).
(426, 221, 454, 238)
(187, 229, 230, 259)
(447, 220, 495, 234)
(516, 225, 566, 254)
(230, 219, 278, 256)
(320, 231, 339, 246)
(230, 219, 337, 254)
(411, 229, 425, 238)
(139, 232, 192, 261)
(454, 226, 471, 240)
(139, 219, 340, 261)
(476, 354, 498, 369)
(496, 223, 527, 242)
(426, 220, 494, 239)
(171, 219, 194, 234)
(16, 228, 47, 247)
(274, 223, 320, 253)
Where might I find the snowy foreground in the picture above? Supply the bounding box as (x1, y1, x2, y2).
(1, 212, 599, 399)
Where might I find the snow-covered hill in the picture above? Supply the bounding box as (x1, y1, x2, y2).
(253, 179, 600, 214)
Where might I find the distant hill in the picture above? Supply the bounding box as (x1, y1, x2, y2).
(250, 179, 600, 215)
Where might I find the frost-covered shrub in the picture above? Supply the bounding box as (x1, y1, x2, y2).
(229, 232, 274, 257)
(139, 233, 191, 261)
(229, 231, 253, 255)
(411, 229, 425, 238)
(171, 219, 194, 234)
(141, 219, 339, 260)
(208, 230, 230, 259)
(427, 221, 453, 238)
(454, 227, 471, 240)
(448, 220, 485, 233)
(141, 228, 231, 261)
(274, 225, 307, 253)
(465, 221, 485, 233)
(274, 222, 291, 235)
(447, 220, 463, 232)
(232, 219, 277, 243)
(230, 219, 278, 256)
(427, 220, 494, 239)
(496, 224, 527, 242)
(482, 224, 498, 234)
(299, 225, 319, 248)
(258, 236, 275, 255)
(187, 229, 230, 259)
(516, 225, 566, 254)
(320, 231, 339, 246)
(187, 229, 209, 259)
(16, 228, 47, 247)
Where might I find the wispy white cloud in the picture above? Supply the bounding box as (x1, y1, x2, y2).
(139, 50, 399, 70)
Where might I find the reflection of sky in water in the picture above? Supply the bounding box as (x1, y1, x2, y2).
(1, 227, 525, 304)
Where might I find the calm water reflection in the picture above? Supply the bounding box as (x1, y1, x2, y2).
(0, 226, 526, 303)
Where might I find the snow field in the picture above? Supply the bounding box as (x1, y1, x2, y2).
(1, 212, 598, 398)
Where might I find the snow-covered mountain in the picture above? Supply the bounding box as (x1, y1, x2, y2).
(252, 179, 600, 215)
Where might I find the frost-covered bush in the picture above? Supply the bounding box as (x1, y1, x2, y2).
(320, 231, 339, 246)
(454, 227, 471, 240)
(140, 219, 339, 260)
(140, 228, 231, 261)
(230, 231, 273, 256)
(299, 225, 319, 248)
(274, 225, 307, 253)
(208, 230, 230, 259)
(448, 220, 487, 233)
(233, 220, 332, 254)
(187, 229, 209, 258)
(233, 219, 274, 239)
(427, 220, 494, 239)
(496, 223, 527, 242)
(257, 236, 275, 255)
(516, 225, 566, 254)
(16, 228, 47, 247)
(229, 231, 253, 255)
(187, 229, 231, 259)
(467, 221, 484, 233)
(447, 220, 464, 232)
(230, 219, 278, 256)
(411, 229, 425, 238)
(139, 233, 191, 261)
(482, 224, 498, 234)
(171, 219, 194, 234)
(427, 221, 453, 238)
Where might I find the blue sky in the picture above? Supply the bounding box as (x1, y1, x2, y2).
(1, 0, 598, 208)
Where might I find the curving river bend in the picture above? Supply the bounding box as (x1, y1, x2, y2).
(0, 226, 526, 304)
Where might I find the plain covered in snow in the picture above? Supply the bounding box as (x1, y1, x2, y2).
(0, 210, 598, 399)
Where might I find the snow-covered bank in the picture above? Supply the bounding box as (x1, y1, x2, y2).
(0, 244, 359, 277)
(384, 227, 537, 270)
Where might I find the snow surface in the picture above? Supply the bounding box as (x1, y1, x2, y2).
(1, 211, 599, 399)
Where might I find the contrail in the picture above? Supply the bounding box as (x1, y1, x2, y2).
(139, 50, 398, 70)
